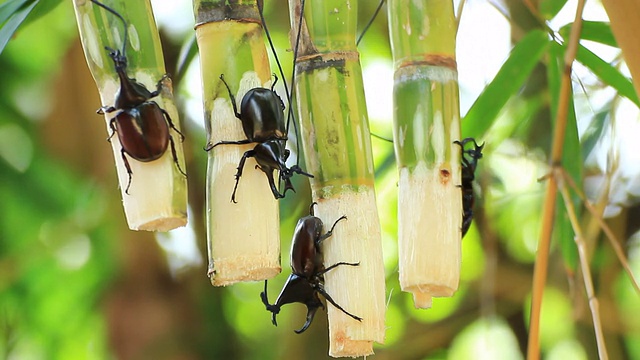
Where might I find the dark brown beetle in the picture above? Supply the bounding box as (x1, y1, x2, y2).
(205, 75, 311, 203)
(91, 0, 186, 194)
(260, 202, 362, 334)
(203, 1, 312, 204)
(454, 137, 484, 237)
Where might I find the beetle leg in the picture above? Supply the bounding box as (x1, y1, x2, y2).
(317, 215, 347, 243)
(204, 139, 252, 151)
(157, 105, 185, 142)
(97, 105, 116, 114)
(219, 74, 241, 120)
(120, 148, 133, 195)
(97, 106, 116, 114)
(168, 135, 187, 177)
(318, 261, 359, 276)
(107, 118, 117, 142)
(231, 149, 256, 203)
(259, 280, 281, 326)
(315, 283, 362, 323)
(150, 73, 170, 98)
(309, 202, 318, 216)
(288, 164, 314, 178)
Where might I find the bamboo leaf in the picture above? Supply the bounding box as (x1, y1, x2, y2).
(581, 109, 609, 162)
(559, 21, 617, 47)
(0, 0, 37, 54)
(462, 29, 549, 139)
(576, 44, 640, 106)
(0, 0, 31, 24)
(540, 0, 568, 19)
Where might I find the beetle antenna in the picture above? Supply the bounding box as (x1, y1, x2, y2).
(257, 0, 290, 119)
(258, 0, 305, 193)
(356, 0, 386, 46)
(90, 0, 129, 58)
(288, 0, 306, 167)
(257, 1, 299, 143)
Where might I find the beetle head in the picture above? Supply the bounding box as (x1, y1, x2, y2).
(105, 46, 128, 72)
(261, 274, 324, 334)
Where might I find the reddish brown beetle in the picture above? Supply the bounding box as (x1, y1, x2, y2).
(91, 0, 186, 194)
(260, 202, 362, 334)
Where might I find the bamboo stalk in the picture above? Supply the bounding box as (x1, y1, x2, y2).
(193, 0, 280, 285)
(288, 1, 386, 357)
(562, 169, 640, 295)
(72, 0, 188, 231)
(387, 0, 462, 309)
(527, 1, 586, 359)
(557, 171, 608, 359)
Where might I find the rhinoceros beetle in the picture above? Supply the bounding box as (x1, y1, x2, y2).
(205, 75, 312, 203)
(260, 202, 362, 333)
(454, 137, 484, 238)
(204, 1, 313, 203)
(90, 0, 186, 194)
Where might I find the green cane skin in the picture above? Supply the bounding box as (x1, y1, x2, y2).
(289, 0, 386, 356)
(388, 0, 463, 307)
(296, 59, 375, 198)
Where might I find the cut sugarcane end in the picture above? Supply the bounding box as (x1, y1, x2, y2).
(101, 76, 188, 232)
(398, 161, 461, 307)
(411, 292, 433, 309)
(313, 186, 386, 358)
(205, 75, 281, 286)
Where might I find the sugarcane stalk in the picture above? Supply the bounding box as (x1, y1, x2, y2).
(388, 0, 462, 308)
(72, 0, 188, 231)
(194, 0, 280, 285)
(288, 0, 386, 357)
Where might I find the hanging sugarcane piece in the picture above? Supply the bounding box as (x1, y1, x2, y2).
(288, 0, 386, 357)
(388, 0, 462, 309)
(72, 0, 188, 231)
(193, 0, 282, 285)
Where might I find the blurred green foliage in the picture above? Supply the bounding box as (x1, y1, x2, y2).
(0, 0, 639, 359)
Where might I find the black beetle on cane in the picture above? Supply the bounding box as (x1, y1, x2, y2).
(204, 74, 312, 203)
(90, 0, 186, 194)
(204, 1, 312, 203)
(260, 202, 362, 334)
(454, 137, 484, 238)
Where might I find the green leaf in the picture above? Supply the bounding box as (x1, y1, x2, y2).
(0, 0, 30, 24)
(576, 44, 639, 106)
(581, 109, 609, 162)
(548, 41, 581, 270)
(463, 29, 549, 139)
(0, 0, 38, 55)
(175, 33, 198, 84)
(559, 21, 617, 48)
(540, 0, 568, 19)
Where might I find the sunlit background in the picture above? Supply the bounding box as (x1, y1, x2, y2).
(1, 0, 639, 359)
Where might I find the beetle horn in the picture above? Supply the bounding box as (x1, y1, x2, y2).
(294, 305, 320, 334)
(281, 175, 296, 196)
